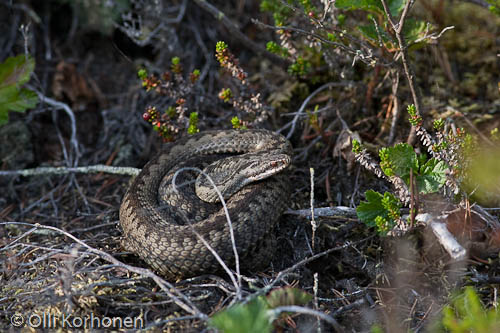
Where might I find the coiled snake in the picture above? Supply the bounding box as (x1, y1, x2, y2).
(119, 129, 292, 279)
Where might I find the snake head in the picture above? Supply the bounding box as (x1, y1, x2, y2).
(195, 152, 291, 203)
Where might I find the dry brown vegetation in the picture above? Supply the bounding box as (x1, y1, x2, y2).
(1, 0, 499, 331)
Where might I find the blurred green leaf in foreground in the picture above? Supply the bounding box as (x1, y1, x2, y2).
(0, 54, 38, 125)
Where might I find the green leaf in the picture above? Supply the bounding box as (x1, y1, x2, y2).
(0, 87, 37, 112)
(335, 0, 407, 17)
(387, 0, 407, 17)
(379, 143, 418, 183)
(0, 54, 35, 88)
(358, 19, 428, 49)
(439, 287, 500, 332)
(0, 86, 38, 125)
(265, 287, 312, 309)
(0, 54, 38, 125)
(210, 297, 272, 333)
(416, 159, 447, 194)
(0, 107, 7, 124)
(335, 0, 384, 15)
(402, 19, 428, 45)
(357, 190, 385, 227)
(357, 190, 400, 234)
(486, 0, 500, 15)
(358, 24, 394, 45)
(379, 143, 447, 194)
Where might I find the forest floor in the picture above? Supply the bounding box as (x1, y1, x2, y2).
(1, 0, 499, 332)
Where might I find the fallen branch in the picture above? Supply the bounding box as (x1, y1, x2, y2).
(415, 213, 467, 260)
(0, 165, 140, 177)
(285, 206, 357, 219)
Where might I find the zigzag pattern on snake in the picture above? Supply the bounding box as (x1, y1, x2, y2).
(119, 129, 293, 280)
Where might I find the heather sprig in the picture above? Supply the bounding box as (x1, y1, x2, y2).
(137, 58, 201, 141)
(216, 41, 247, 83)
(215, 42, 270, 126)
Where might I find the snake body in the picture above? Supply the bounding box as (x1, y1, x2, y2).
(119, 129, 292, 279)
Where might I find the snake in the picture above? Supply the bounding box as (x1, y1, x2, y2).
(119, 129, 293, 280)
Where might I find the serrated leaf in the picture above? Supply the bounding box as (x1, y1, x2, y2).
(265, 287, 312, 309)
(357, 190, 400, 234)
(356, 190, 387, 227)
(416, 159, 447, 194)
(380, 143, 418, 183)
(0, 54, 35, 88)
(0, 86, 38, 125)
(210, 297, 272, 333)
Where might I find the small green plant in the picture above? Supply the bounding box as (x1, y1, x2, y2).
(379, 143, 448, 194)
(355, 98, 500, 234)
(355, 141, 448, 233)
(137, 58, 202, 141)
(137, 68, 147, 81)
(211, 297, 272, 333)
(288, 56, 312, 76)
(210, 287, 312, 333)
(231, 116, 247, 130)
(189, 69, 201, 83)
(0, 54, 38, 125)
(335, 0, 429, 50)
(215, 41, 270, 126)
(407, 104, 422, 126)
(486, 0, 500, 15)
(216, 41, 247, 82)
(170, 56, 182, 74)
(434, 287, 500, 332)
(266, 41, 290, 58)
(371, 324, 385, 333)
(357, 190, 401, 234)
(139, 42, 271, 140)
(260, 0, 432, 77)
(353, 103, 454, 233)
(218, 88, 233, 103)
(260, 0, 294, 26)
(187, 112, 199, 134)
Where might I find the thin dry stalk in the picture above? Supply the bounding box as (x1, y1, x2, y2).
(172, 166, 243, 300)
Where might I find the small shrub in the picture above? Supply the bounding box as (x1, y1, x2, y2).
(434, 287, 500, 332)
(210, 288, 312, 332)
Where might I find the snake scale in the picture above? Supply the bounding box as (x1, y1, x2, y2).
(119, 129, 293, 279)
